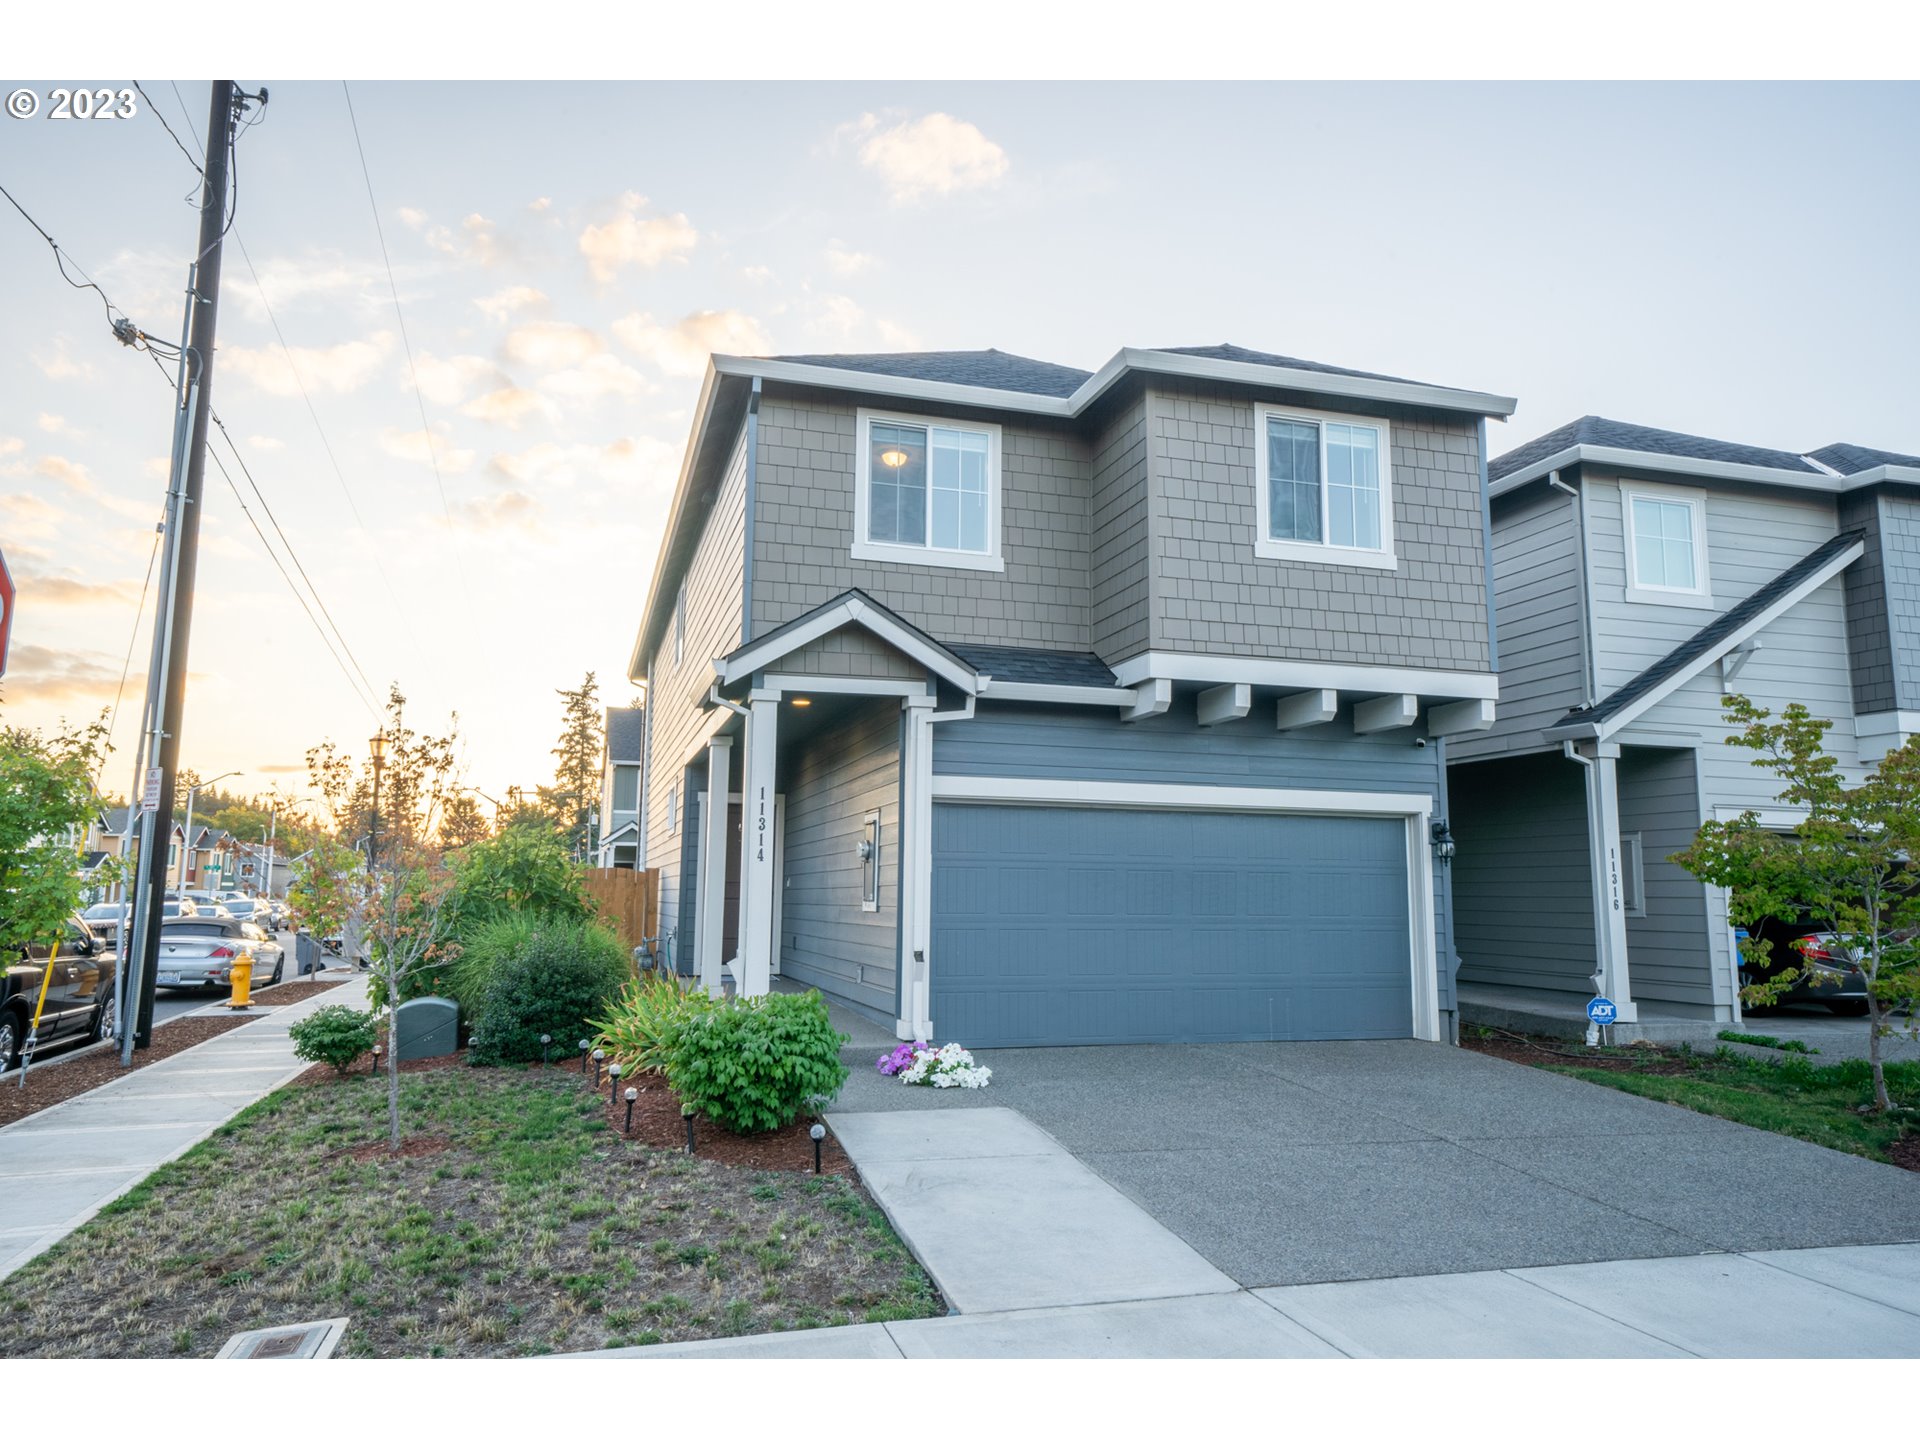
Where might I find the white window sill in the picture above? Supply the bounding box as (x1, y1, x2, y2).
(1254, 537, 1398, 571)
(1622, 585, 1714, 609)
(851, 539, 1005, 573)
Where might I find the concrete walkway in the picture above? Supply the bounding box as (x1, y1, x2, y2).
(579, 1106, 1920, 1358)
(0, 977, 368, 1280)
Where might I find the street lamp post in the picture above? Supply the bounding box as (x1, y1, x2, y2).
(367, 732, 388, 873)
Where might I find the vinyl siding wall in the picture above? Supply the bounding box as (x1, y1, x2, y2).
(778, 701, 902, 1022)
(646, 430, 750, 963)
(1451, 485, 1588, 759)
(1841, 489, 1897, 714)
(931, 698, 1459, 1011)
(1450, 751, 1597, 997)
(1615, 745, 1717, 1012)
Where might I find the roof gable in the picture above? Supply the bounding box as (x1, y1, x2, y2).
(1808, 441, 1920, 475)
(1492, 415, 1823, 484)
(766, 348, 1092, 398)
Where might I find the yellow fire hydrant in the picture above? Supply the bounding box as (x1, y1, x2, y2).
(225, 953, 255, 1010)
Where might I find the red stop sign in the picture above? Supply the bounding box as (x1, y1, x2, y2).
(0, 547, 13, 678)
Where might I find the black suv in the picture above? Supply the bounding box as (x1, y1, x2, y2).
(2, 914, 117, 1068)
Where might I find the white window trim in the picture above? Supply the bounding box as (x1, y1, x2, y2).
(1621, 480, 1713, 608)
(1621, 831, 1646, 919)
(852, 407, 1006, 574)
(1252, 403, 1397, 571)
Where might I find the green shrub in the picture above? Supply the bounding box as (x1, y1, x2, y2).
(595, 973, 714, 1075)
(289, 1005, 377, 1075)
(465, 919, 630, 1066)
(442, 914, 545, 1029)
(447, 827, 593, 937)
(665, 991, 849, 1135)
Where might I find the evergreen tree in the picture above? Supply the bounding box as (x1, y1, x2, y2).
(550, 672, 602, 860)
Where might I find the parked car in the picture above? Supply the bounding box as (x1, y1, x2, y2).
(1736, 926, 1871, 1015)
(220, 896, 268, 928)
(81, 900, 132, 945)
(1, 914, 117, 1068)
(153, 916, 284, 991)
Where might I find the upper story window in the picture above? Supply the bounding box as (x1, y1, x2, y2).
(1252, 404, 1396, 571)
(1621, 480, 1711, 607)
(612, 764, 639, 813)
(852, 408, 1005, 573)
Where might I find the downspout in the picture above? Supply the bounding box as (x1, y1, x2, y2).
(906, 687, 983, 1040)
(1562, 738, 1608, 1045)
(1478, 418, 1498, 674)
(1548, 472, 1597, 707)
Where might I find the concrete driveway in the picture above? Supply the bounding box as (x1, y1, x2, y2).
(833, 1035, 1920, 1287)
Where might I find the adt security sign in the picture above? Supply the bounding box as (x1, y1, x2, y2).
(1586, 997, 1619, 1026)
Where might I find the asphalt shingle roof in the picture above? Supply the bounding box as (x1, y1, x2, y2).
(1548, 530, 1866, 733)
(604, 706, 644, 765)
(765, 349, 1093, 399)
(945, 643, 1117, 688)
(1148, 343, 1423, 387)
(1807, 442, 1920, 475)
(1491, 416, 1825, 483)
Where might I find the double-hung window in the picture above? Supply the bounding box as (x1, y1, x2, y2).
(853, 409, 1004, 572)
(1621, 481, 1711, 606)
(1253, 404, 1396, 569)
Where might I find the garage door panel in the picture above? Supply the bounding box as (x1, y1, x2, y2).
(931, 803, 1414, 1047)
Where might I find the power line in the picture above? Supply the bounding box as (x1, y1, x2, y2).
(340, 80, 472, 599)
(98, 514, 166, 787)
(0, 180, 130, 332)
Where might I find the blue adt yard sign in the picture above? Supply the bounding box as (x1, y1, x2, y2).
(1586, 997, 1619, 1026)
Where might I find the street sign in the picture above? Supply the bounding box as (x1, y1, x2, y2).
(141, 767, 163, 813)
(0, 546, 13, 677)
(1586, 996, 1619, 1026)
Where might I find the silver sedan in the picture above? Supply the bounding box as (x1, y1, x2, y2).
(153, 916, 285, 990)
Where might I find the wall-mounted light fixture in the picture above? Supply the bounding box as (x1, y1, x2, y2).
(1430, 819, 1456, 863)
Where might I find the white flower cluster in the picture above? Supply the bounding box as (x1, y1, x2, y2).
(901, 1041, 993, 1089)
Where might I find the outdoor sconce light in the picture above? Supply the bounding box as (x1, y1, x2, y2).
(593, 1048, 606, 1087)
(579, 1038, 590, 1072)
(1431, 820, 1456, 863)
(683, 1104, 696, 1154)
(624, 1087, 638, 1133)
(856, 838, 875, 862)
(540, 1034, 552, 1066)
(809, 1122, 826, 1175)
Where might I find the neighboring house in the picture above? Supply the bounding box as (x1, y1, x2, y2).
(233, 840, 285, 896)
(178, 826, 239, 893)
(626, 344, 1514, 1047)
(1448, 417, 1920, 1038)
(594, 705, 646, 869)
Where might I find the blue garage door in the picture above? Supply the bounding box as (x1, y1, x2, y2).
(931, 804, 1413, 1047)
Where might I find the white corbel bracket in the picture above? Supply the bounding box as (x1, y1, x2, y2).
(1196, 683, 1252, 727)
(1353, 693, 1420, 735)
(1274, 688, 1338, 731)
(1122, 678, 1172, 723)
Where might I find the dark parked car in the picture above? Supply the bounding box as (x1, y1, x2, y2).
(1736, 926, 1871, 1015)
(2, 914, 117, 1068)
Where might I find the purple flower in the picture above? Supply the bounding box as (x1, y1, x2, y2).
(875, 1041, 929, 1076)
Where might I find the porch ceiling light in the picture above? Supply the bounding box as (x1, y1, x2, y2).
(790, 696, 812, 707)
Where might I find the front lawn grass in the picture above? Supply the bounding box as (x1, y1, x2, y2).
(0, 1065, 939, 1358)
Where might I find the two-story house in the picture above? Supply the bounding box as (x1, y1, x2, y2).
(594, 705, 645, 869)
(1448, 417, 1920, 1040)
(627, 344, 1515, 1048)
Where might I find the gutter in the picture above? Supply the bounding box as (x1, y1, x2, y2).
(1489, 444, 1913, 501)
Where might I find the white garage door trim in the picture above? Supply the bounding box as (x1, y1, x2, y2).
(925, 774, 1442, 1043)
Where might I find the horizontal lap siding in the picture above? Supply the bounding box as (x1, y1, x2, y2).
(931, 698, 1456, 1009)
(1616, 746, 1717, 1011)
(779, 702, 901, 1022)
(1450, 751, 1597, 995)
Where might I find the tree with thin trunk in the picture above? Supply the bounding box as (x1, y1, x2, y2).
(1672, 696, 1920, 1112)
(549, 672, 602, 860)
(437, 792, 491, 851)
(362, 837, 459, 1152)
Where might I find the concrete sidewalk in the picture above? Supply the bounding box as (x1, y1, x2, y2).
(0, 977, 368, 1280)
(577, 1106, 1920, 1359)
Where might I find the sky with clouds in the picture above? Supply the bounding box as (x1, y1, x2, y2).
(2, 80, 1915, 809)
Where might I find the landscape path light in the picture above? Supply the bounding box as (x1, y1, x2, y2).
(540, 1034, 551, 1066)
(624, 1086, 638, 1133)
(683, 1104, 696, 1154)
(809, 1122, 826, 1175)
(579, 1038, 590, 1072)
(593, 1048, 605, 1088)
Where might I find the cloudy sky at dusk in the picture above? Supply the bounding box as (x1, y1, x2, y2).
(3, 79, 1915, 809)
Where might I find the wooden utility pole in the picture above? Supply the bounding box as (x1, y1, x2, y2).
(125, 81, 242, 1052)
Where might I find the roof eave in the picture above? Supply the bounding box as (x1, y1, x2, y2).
(711, 354, 1077, 418)
(1489, 443, 1891, 499)
(1085, 347, 1519, 419)
(628, 361, 726, 683)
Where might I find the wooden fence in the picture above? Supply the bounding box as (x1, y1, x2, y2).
(583, 868, 661, 956)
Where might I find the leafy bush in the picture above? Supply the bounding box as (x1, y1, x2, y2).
(665, 991, 849, 1135)
(441, 914, 544, 1030)
(465, 919, 631, 1066)
(595, 972, 714, 1075)
(446, 826, 593, 937)
(289, 1005, 377, 1075)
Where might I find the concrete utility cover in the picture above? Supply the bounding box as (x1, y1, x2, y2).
(395, 996, 459, 1060)
(216, 1317, 348, 1359)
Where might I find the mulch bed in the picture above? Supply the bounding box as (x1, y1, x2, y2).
(237, 977, 350, 1007)
(333, 1133, 455, 1163)
(0, 1015, 259, 1128)
(587, 1070, 854, 1176)
(1461, 1027, 1692, 1076)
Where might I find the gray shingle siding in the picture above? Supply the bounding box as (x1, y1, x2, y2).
(1089, 395, 1152, 663)
(1885, 492, 1920, 711)
(776, 628, 928, 681)
(1144, 382, 1492, 669)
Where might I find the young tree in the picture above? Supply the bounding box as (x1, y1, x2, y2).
(306, 684, 458, 853)
(1673, 696, 1920, 1112)
(437, 792, 491, 851)
(0, 717, 119, 957)
(550, 672, 602, 860)
(363, 836, 459, 1152)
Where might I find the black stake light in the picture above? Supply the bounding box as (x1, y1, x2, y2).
(540, 1033, 552, 1067)
(809, 1122, 826, 1175)
(608, 1062, 622, 1098)
(683, 1104, 696, 1154)
(624, 1086, 638, 1133)
(592, 1048, 605, 1088)
(579, 1038, 590, 1073)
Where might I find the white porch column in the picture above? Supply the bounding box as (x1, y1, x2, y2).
(1579, 741, 1638, 1022)
(736, 691, 780, 998)
(696, 736, 733, 997)
(899, 696, 936, 1041)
